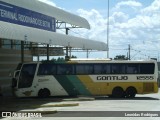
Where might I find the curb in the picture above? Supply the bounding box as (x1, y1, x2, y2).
(31, 103, 79, 108)
(63, 97, 95, 101)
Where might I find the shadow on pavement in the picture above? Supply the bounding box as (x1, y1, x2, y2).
(0, 96, 71, 111)
(0, 95, 159, 112)
(95, 96, 159, 100)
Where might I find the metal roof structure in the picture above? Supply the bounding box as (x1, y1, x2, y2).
(2, 0, 90, 29)
(0, 0, 107, 51)
(0, 21, 107, 50)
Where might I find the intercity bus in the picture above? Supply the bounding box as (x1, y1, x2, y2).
(12, 59, 159, 98)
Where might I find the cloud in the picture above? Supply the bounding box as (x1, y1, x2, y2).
(115, 0, 142, 9)
(141, 0, 160, 15)
(74, 0, 160, 59)
(37, 0, 160, 59)
(111, 12, 129, 23)
(113, 0, 143, 18)
(75, 9, 107, 41)
(38, 0, 56, 7)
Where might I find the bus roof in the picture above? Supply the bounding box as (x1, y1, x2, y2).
(69, 58, 112, 61)
(20, 59, 157, 65)
(68, 59, 157, 64)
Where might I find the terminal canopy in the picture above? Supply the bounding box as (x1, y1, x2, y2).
(0, 21, 107, 51)
(0, 0, 107, 51)
(2, 0, 90, 29)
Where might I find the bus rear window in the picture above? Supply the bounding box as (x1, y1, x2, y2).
(140, 63, 155, 74)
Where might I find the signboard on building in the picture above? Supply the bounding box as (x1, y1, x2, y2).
(0, 1, 56, 32)
(32, 47, 64, 56)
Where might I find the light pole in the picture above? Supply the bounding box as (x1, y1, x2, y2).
(65, 28, 70, 60)
(107, 0, 110, 58)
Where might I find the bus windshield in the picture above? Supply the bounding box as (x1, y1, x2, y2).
(18, 64, 37, 88)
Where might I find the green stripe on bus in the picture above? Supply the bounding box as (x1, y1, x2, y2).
(54, 75, 80, 96)
(66, 76, 91, 96)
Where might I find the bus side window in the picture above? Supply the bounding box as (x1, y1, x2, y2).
(111, 64, 125, 74)
(140, 63, 155, 74)
(76, 65, 84, 74)
(86, 64, 94, 74)
(94, 64, 103, 74)
(57, 64, 74, 75)
(75, 64, 93, 75)
(126, 64, 139, 74)
(111, 64, 118, 74)
(50, 65, 56, 75)
(38, 64, 56, 75)
(65, 65, 73, 74)
(102, 64, 111, 74)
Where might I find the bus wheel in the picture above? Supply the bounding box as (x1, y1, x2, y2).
(125, 87, 137, 98)
(112, 87, 124, 98)
(38, 88, 50, 98)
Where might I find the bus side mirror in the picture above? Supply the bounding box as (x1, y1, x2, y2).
(13, 70, 20, 79)
(11, 70, 20, 88)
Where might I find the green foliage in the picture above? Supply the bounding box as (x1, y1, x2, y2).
(71, 55, 77, 58)
(57, 57, 65, 62)
(114, 55, 128, 60)
(42, 56, 77, 63)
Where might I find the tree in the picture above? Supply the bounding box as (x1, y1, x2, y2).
(46, 55, 77, 62)
(57, 57, 65, 62)
(114, 55, 128, 60)
(71, 55, 77, 58)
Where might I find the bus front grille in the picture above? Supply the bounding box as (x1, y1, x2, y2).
(143, 83, 154, 92)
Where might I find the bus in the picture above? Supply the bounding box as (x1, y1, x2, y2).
(12, 59, 159, 98)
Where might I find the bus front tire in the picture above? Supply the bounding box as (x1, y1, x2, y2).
(38, 88, 50, 98)
(125, 87, 137, 98)
(112, 87, 124, 98)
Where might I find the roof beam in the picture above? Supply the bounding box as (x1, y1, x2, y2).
(0, 21, 107, 51)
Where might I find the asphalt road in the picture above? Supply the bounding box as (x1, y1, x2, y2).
(44, 94, 160, 119)
(0, 90, 160, 120)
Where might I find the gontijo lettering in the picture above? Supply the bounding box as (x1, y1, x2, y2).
(0, 1, 56, 32)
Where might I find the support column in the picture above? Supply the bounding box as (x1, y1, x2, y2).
(87, 49, 89, 58)
(69, 47, 72, 58)
(0, 39, 2, 48)
(107, 0, 110, 58)
(65, 28, 70, 61)
(47, 44, 49, 61)
(21, 41, 24, 63)
(128, 44, 131, 60)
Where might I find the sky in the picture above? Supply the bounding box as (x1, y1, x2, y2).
(38, 0, 160, 60)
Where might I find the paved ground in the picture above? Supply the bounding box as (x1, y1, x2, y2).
(0, 90, 160, 120)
